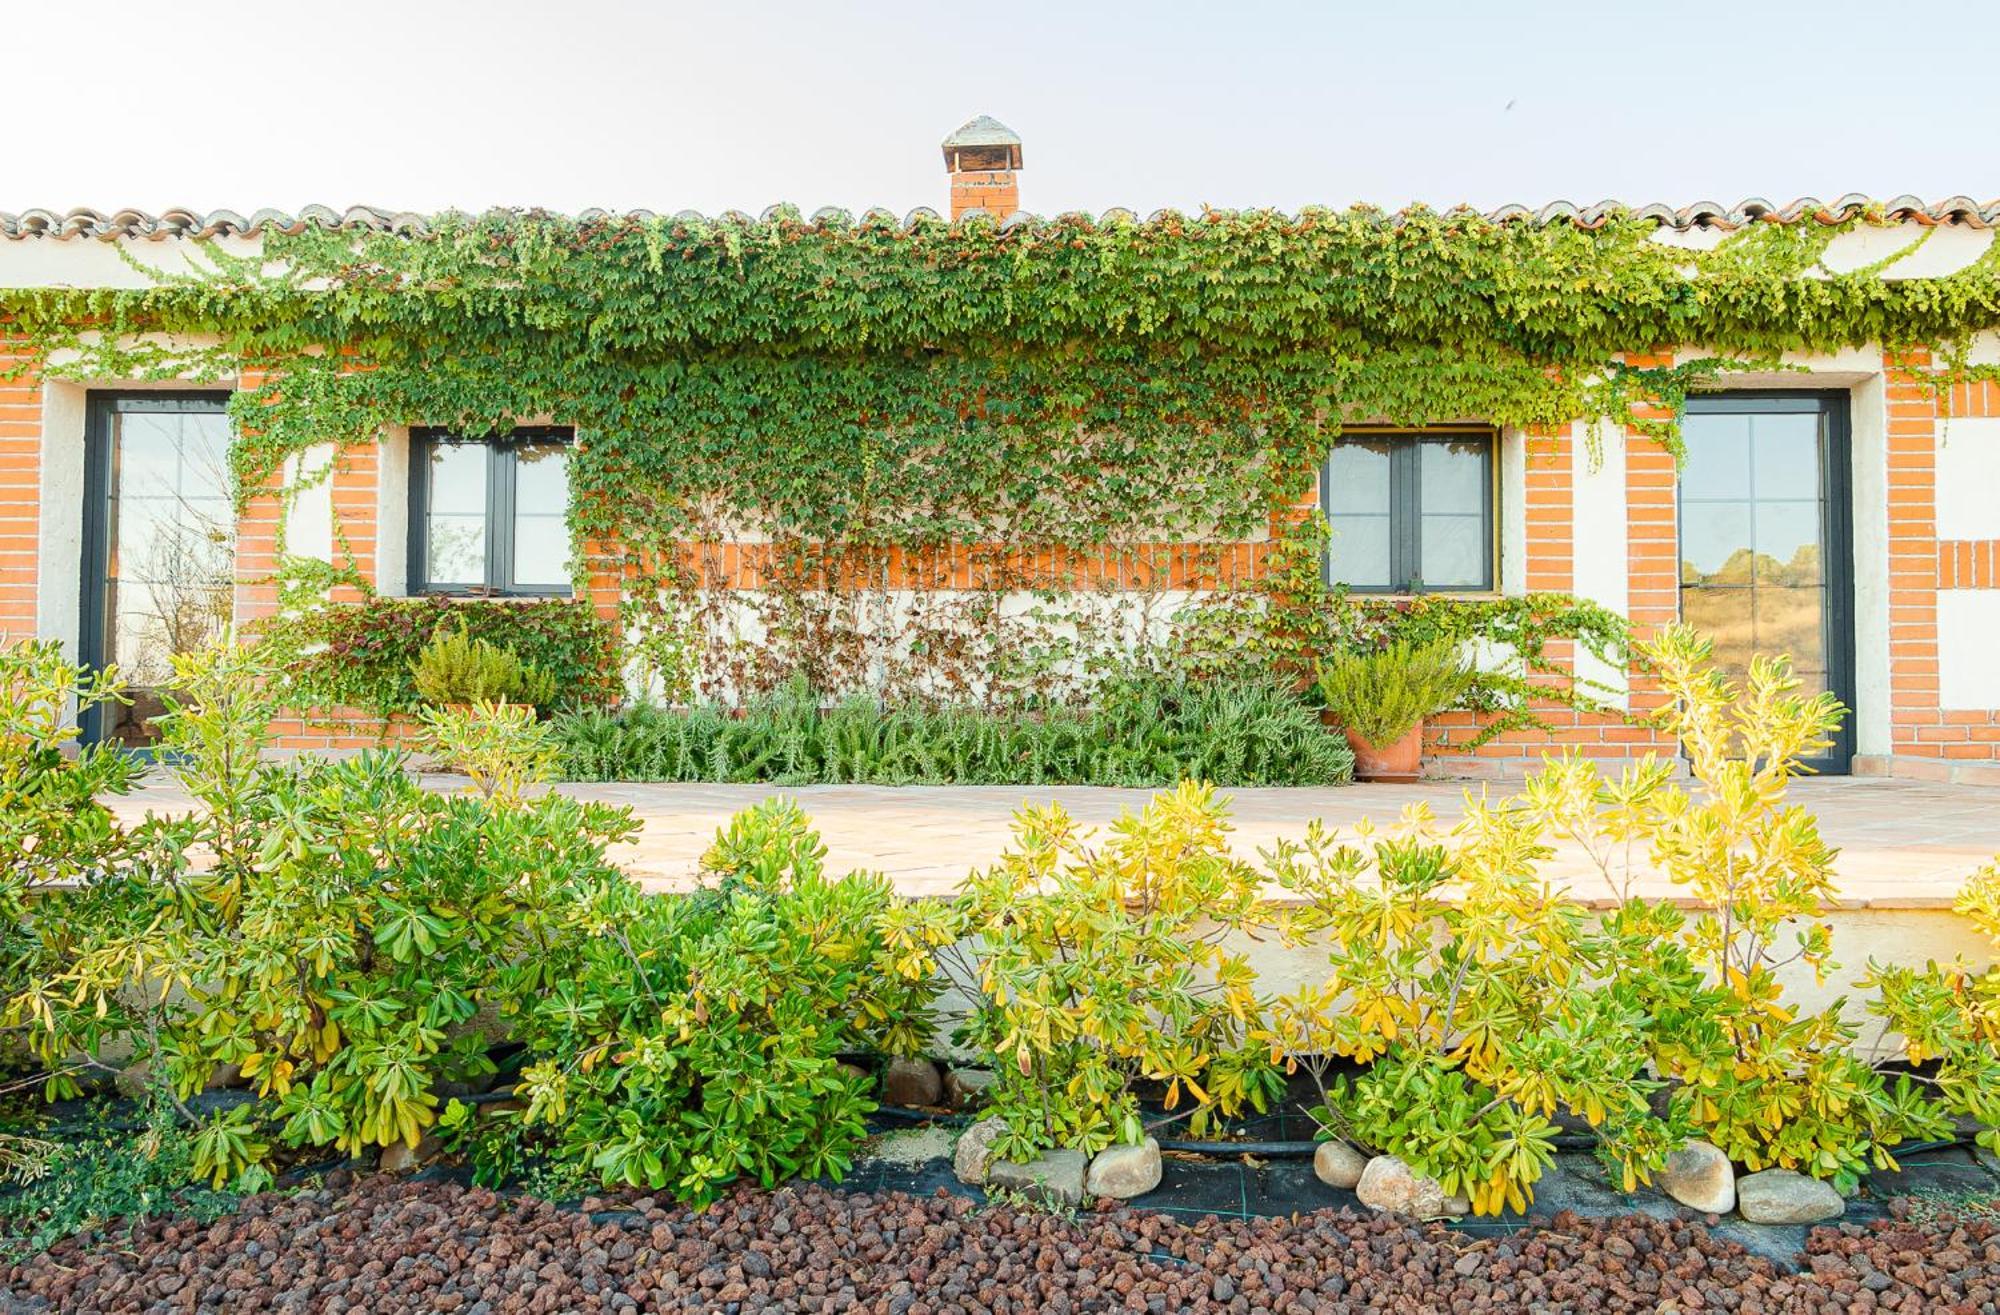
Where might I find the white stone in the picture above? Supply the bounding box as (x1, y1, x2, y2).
(1085, 1138, 1162, 1199)
(1656, 1140, 1736, 1215)
(1313, 1140, 1368, 1190)
(1355, 1155, 1466, 1219)
(1736, 1169, 1845, 1224)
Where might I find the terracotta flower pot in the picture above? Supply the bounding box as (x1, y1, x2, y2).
(1343, 723, 1424, 783)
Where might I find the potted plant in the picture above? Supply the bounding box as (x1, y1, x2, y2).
(1314, 640, 1474, 782)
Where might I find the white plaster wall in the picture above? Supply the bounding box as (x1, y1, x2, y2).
(375, 427, 411, 593)
(1497, 428, 1527, 597)
(1935, 416, 2000, 541)
(632, 586, 1202, 705)
(1940, 593, 2000, 710)
(0, 234, 267, 290)
(34, 381, 87, 657)
(1572, 420, 1629, 704)
(1650, 220, 1994, 278)
(1848, 373, 1892, 756)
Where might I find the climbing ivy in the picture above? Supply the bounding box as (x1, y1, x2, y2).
(4, 204, 1998, 701)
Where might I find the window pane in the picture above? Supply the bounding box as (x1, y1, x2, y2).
(1682, 412, 1752, 502)
(116, 414, 182, 499)
(1750, 413, 1820, 499)
(512, 442, 569, 516)
(1754, 500, 1822, 585)
(1680, 585, 1755, 677)
(427, 514, 487, 584)
(1324, 441, 1392, 515)
(1419, 440, 1487, 515)
(427, 442, 487, 515)
(1756, 586, 1826, 670)
(511, 515, 570, 587)
(1420, 513, 1486, 589)
(1680, 501, 1754, 585)
(1326, 514, 1392, 588)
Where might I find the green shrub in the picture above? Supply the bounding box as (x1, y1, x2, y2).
(507, 800, 938, 1205)
(13, 643, 636, 1189)
(1313, 639, 1473, 747)
(0, 640, 144, 1087)
(551, 673, 1354, 786)
(0, 1109, 238, 1257)
(411, 624, 560, 709)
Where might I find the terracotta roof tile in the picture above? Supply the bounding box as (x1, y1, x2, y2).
(3, 195, 1997, 241)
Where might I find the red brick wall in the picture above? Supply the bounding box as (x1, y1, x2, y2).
(0, 338, 40, 637)
(1878, 355, 2000, 777)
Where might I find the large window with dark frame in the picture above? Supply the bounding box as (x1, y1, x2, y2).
(409, 428, 573, 595)
(1320, 431, 1497, 593)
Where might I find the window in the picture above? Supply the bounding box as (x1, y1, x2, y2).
(409, 428, 573, 594)
(1321, 431, 1496, 592)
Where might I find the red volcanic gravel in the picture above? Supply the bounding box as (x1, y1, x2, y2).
(7, 1175, 2000, 1314)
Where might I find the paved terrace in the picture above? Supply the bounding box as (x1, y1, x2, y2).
(113, 774, 2000, 907)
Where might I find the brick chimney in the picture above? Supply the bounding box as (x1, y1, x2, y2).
(942, 115, 1023, 220)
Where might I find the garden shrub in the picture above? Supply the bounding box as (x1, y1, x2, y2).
(1262, 627, 1969, 1211)
(410, 623, 560, 710)
(1865, 857, 2000, 1151)
(506, 799, 938, 1205)
(1264, 804, 1682, 1214)
(12, 643, 636, 1189)
(1604, 629, 1952, 1188)
(0, 1108, 238, 1257)
(914, 782, 1285, 1160)
(551, 672, 1354, 786)
(0, 641, 145, 1086)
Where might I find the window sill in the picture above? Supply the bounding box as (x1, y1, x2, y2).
(1341, 591, 1505, 603)
(403, 589, 576, 602)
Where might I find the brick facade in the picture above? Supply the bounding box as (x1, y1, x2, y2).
(6, 341, 1997, 772)
(0, 337, 40, 638)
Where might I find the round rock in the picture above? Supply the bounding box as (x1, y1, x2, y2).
(882, 1056, 944, 1108)
(1313, 1140, 1368, 1190)
(1736, 1169, 1844, 1224)
(1084, 1138, 1161, 1199)
(1657, 1139, 1736, 1215)
(1355, 1155, 1467, 1219)
(944, 1067, 996, 1109)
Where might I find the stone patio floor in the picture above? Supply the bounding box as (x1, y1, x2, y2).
(115, 772, 2000, 906)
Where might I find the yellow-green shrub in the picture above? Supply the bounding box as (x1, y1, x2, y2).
(919, 782, 1283, 1160)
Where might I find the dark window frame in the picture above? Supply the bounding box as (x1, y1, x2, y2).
(407, 427, 575, 597)
(78, 391, 236, 747)
(1678, 391, 1855, 774)
(1320, 429, 1498, 594)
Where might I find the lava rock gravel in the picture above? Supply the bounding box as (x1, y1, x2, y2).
(7, 1173, 2000, 1313)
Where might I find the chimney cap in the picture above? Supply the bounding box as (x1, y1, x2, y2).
(942, 115, 1022, 168)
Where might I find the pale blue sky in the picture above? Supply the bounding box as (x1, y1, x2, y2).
(9, 0, 1995, 216)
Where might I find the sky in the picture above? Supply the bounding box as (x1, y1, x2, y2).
(7, 0, 1997, 219)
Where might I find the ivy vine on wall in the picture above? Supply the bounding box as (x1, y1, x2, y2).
(4, 204, 1997, 704)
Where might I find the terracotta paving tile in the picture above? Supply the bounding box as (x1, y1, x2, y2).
(106, 773, 2000, 907)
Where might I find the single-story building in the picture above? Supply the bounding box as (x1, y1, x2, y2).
(3, 117, 1998, 781)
